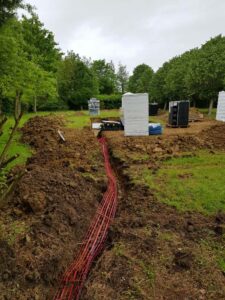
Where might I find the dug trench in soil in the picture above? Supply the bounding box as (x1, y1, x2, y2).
(82, 123, 225, 300)
(54, 136, 118, 300)
(0, 116, 107, 300)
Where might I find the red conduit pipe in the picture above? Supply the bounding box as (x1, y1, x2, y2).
(54, 137, 118, 300)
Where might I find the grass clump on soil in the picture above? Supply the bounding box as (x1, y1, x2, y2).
(0, 220, 28, 246)
(199, 238, 225, 274)
(112, 242, 126, 257)
(139, 260, 155, 287)
(141, 150, 225, 215)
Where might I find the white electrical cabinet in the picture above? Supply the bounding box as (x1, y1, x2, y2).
(216, 91, 225, 122)
(121, 93, 149, 136)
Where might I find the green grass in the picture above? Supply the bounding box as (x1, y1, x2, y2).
(199, 108, 216, 120)
(61, 111, 90, 128)
(62, 109, 120, 128)
(149, 115, 167, 125)
(141, 150, 225, 215)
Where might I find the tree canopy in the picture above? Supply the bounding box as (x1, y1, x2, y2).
(0, 0, 23, 26)
(128, 64, 154, 94)
(91, 59, 116, 95)
(150, 35, 225, 112)
(0, 10, 61, 113)
(1, 0, 225, 113)
(117, 63, 129, 94)
(57, 52, 98, 109)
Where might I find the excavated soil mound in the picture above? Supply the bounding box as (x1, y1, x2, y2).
(201, 123, 225, 149)
(0, 116, 106, 300)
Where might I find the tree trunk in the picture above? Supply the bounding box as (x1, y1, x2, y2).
(192, 100, 196, 108)
(33, 95, 37, 113)
(15, 91, 22, 121)
(163, 102, 167, 111)
(0, 114, 22, 167)
(121, 83, 125, 94)
(0, 95, 23, 166)
(0, 99, 2, 115)
(208, 99, 214, 116)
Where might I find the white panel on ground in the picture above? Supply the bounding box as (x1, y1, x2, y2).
(122, 93, 149, 136)
(216, 91, 225, 122)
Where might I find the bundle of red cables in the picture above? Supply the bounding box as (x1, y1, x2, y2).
(54, 137, 118, 300)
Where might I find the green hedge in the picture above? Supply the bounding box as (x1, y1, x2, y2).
(96, 94, 122, 109)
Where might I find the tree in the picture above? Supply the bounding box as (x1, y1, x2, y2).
(128, 64, 154, 94)
(0, 18, 28, 113)
(149, 35, 225, 112)
(185, 35, 225, 114)
(0, 0, 23, 26)
(57, 51, 98, 109)
(150, 62, 170, 108)
(117, 63, 129, 94)
(21, 13, 61, 73)
(91, 59, 116, 94)
(0, 6, 63, 112)
(24, 65, 57, 112)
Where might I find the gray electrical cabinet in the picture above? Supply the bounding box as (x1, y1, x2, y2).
(88, 98, 100, 116)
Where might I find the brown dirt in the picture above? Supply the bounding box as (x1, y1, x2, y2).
(83, 120, 225, 300)
(0, 116, 106, 300)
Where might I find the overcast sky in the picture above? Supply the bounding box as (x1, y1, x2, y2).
(26, 0, 225, 73)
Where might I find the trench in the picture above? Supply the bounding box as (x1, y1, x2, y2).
(54, 137, 118, 300)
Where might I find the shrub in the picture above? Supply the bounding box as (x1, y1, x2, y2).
(96, 94, 122, 109)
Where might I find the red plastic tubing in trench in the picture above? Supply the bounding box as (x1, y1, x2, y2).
(54, 137, 118, 300)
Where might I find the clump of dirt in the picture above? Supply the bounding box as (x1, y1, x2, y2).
(82, 121, 225, 300)
(0, 116, 106, 300)
(201, 123, 225, 149)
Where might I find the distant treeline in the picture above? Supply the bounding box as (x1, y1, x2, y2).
(1, 1, 225, 113)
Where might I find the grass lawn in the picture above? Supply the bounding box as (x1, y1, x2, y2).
(199, 108, 216, 119)
(141, 150, 225, 215)
(61, 109, 120, 128)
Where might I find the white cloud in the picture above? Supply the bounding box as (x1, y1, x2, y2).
(27, 0, 225, 72)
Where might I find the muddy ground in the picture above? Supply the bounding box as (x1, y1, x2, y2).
(83, 121, 225, 300)
(0, 116, 107, 300)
